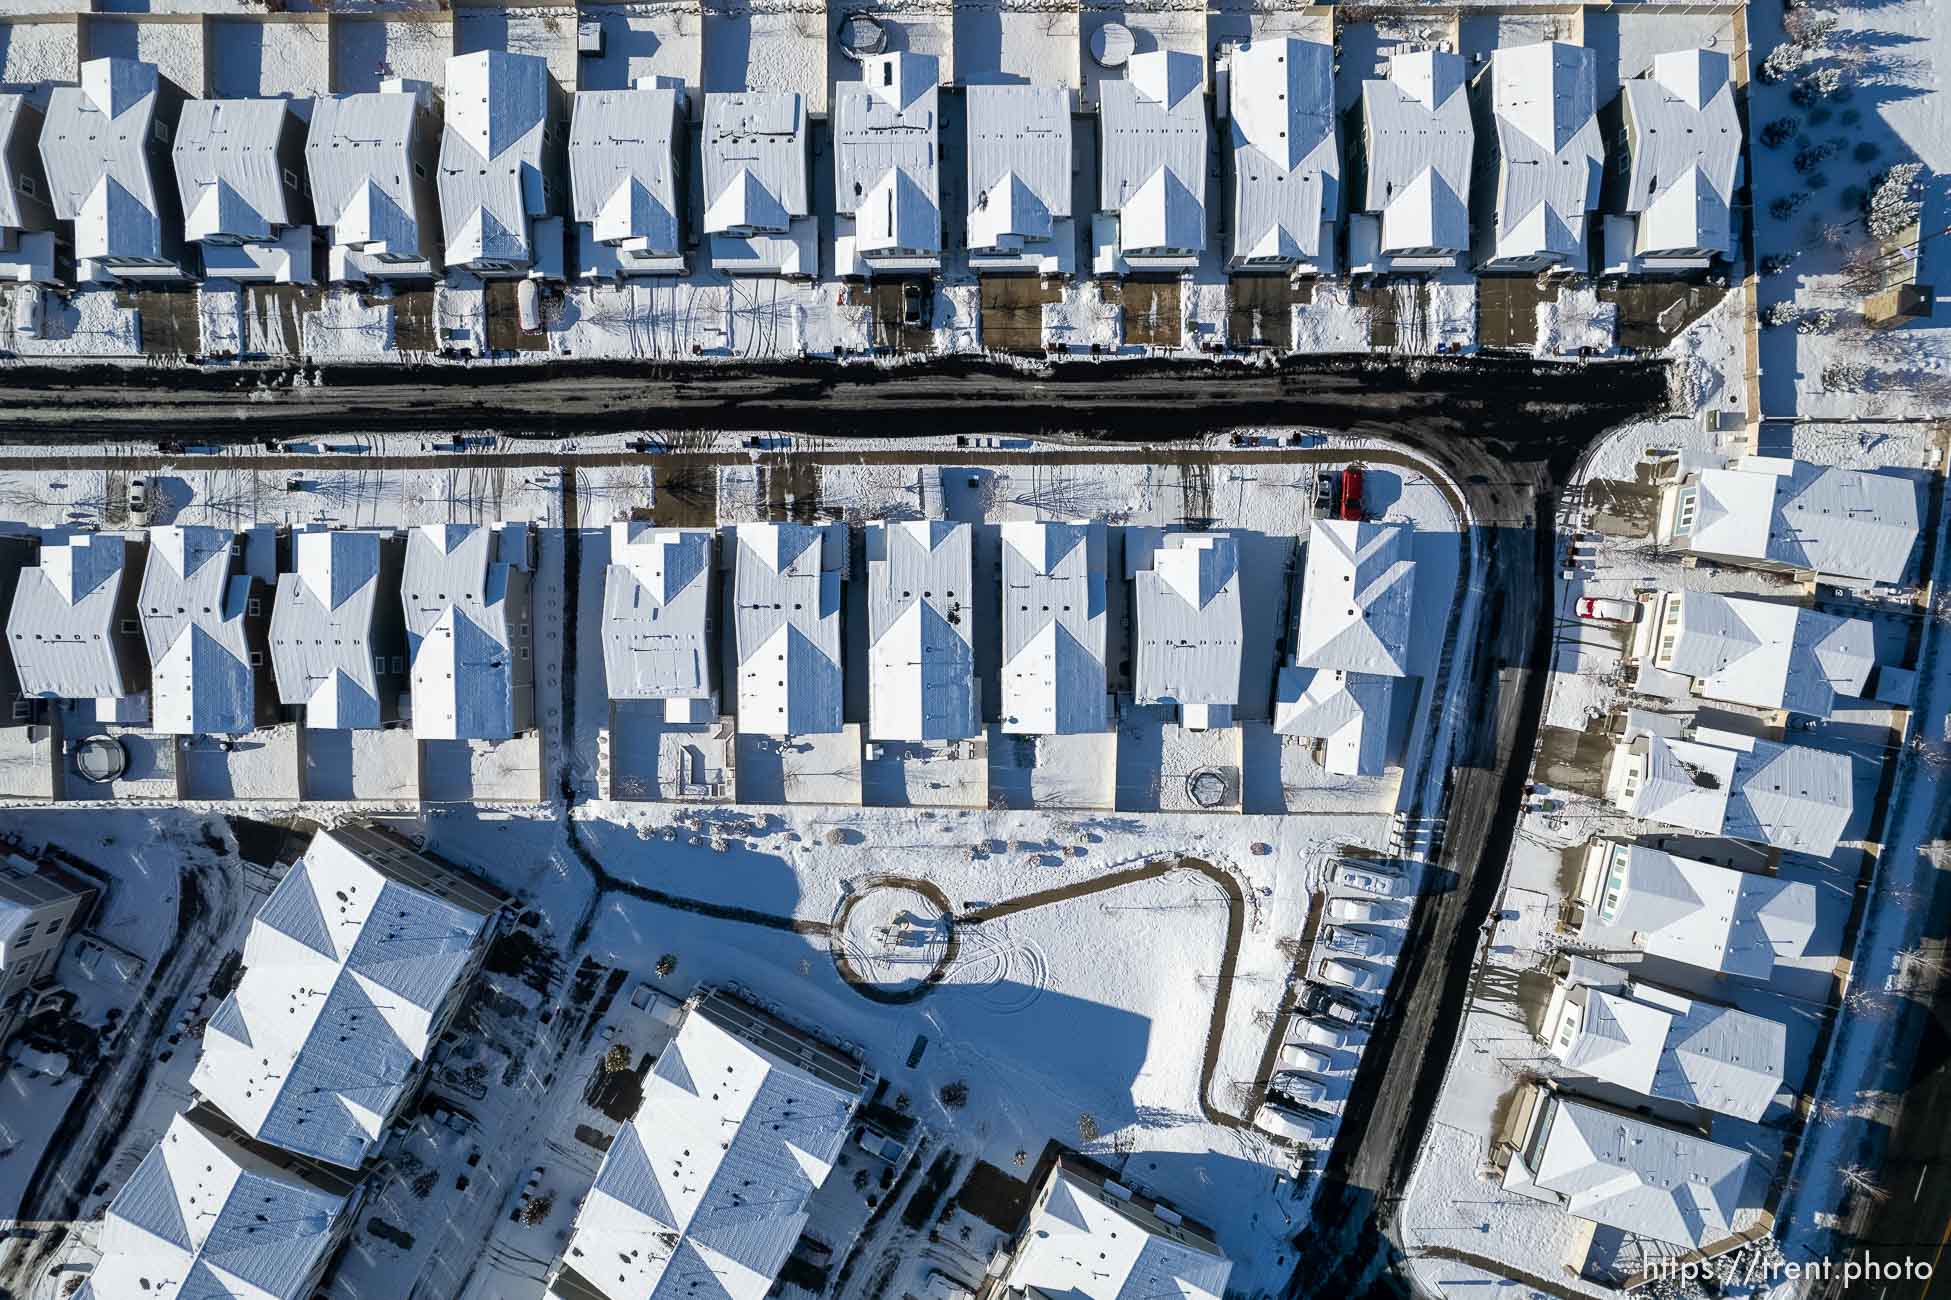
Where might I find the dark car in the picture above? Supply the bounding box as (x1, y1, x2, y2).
(902, 281, 927, 327)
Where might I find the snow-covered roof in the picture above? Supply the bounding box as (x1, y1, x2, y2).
(1099, 51, 1208, 256)
(306, 84, 439, 269)
(1645, 591, 1875, 718)
(1272, 666, 1394, 776)
(6, 532, 141, 705)
(173, 98, 298, 244)
(1621, 50, 1741, 259)
(1292, 520, 1417, 677)
(1517, 1090, 1757, 1248)
(1610, 729, 1853, 857)
(1359, 50, 1472, 254)
(1484, 42, 1602, 266)
(271, 530, 397, 730)
(966, 84, 1071, 254)
(82, 1110, 353, 1300)
(1001, 520, 1108, 734)
(570, 83, 683, 259)
(138, 526, 263, 736)
(1130, 532, 1242, 727)
(40, 58, 177, 265)
(438, 51, 558, 269)
(1671, 458, 1920, 585)
(1002, 1160, 1232, 1300)
(1581, 840, 1819, 980)
(1546, 971, 1786, 1122)
(602, 524, 715, 715)
(0, 95, 51, 234)
(1228, 38, 1338, 266)
(401, 522, 533, 741)
(865, 521, 978, 742)
(834, 52, 941, 258)
(730, 523, 845, 736)
(0, 854, 93, 963)
(704, 92, 809, 236)
(194, 827, 502, 1169)
(548, 991, 866, 1300)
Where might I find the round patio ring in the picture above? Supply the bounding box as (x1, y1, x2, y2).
(74, 735, 128, 784)
(840, 14, 888, 59)
(1187, 767, 1229, 809)
(1091, 22, 1135, 69)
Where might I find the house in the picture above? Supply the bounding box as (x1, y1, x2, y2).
(80, 1108, 362, 1300)
(1274, 521, 1418, 775)
(1000, 520, 1108, 734)
(990, 1156, 1232, 1300)
(865, 520, 978, 742)
(544, 990, 869, 1300)
(702, 91, 815, 276)
(39, 58, 189, 282)
(1634, 591, 1876, 719)
(1573, 839, 1819, 980)
(602, 524, 716, 722)
(730, 522, 846, 736)
(5, 532, 149, 723)
(1095, 50, 1208, 275)
(1541, 957, 1787, 1121)
(1474, 42, 1603, 272)
(1224, 38, 1338, 273)
(172, 98, 314, 283)
(1352, 50, 1473, 271)
(834, 52, 942, 276)
(965, 84, 1073, 274)
(270, 529, 408, 730)
(1604, 49, 1741, 272)
(1655, 458, 1921, 587)
(401, 523, 535, 741)
(307, 80, 445, 283)
(0, 94, 58, 283)
(1500, 1083, 1761, 1250)
(1605, 722, 1853, 857)
(437, 51, 567, 279)
(0, 534, 33, 725)
(0, 850, 96, 1011)
(193, 825, 507, 1169)
(138, 526, 274, 737)
(1129, 532, 1242, 730)
(569, 79, 687, 278)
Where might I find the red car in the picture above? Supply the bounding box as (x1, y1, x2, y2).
(1338, 467, 1365, 521)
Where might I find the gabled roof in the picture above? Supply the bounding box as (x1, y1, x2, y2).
(1292, 520, 1417, 677)
(0, 95, 51, 233)
(1229, 38, 1338, 264)
(1549, 975, 1786, 1121)
(1584, 841, 1819, 980)
(1131, 532, 1243, 718)
(1652, 592, 1875, 717)
(1272, 666, 1394, 776)
(570, 85, 682, 254)
(865, 521, 977, 742)
(703, 92, 809, 234)
(1100, 51, 1207, 255)
(834, 52, 941, 255)
(1360, 50, 1472, 253)
(307, 86, 433, 260)
(401, 522, 532, 741)
(1615, 729, 1853, 857)
(966, 85, 1071, 252)
(40, 58, 171, 263)
(1677, 458, 1920, 585)
(84, 1111, 352, 1300)
(550, 994, 865, 1300)
(602, 524, 714, 707)
(174, 98, 295, 244)
(139, 526, 260, 736)
(193, 829, 499, 1169)
(271, 531, 392, 729)
(1001, 520, 1108, 734)
(438, 51, 554, 267)
(1622, 50, 1740, 257)
(731, 523, 845, 736)
(6, 532, 139, 704)
(1485, 43, 1602, 264)
(1004, 1164, 1232, 1300)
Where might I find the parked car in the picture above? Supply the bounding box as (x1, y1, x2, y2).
(1576, 596, 1640, 623)
(1272, 1071, 1329, 1106)
(1314, 474, 1337, 515)
(1323, 926, 1385, 959)
(1280, 1043, 1336, 1074)
(126, 477, 150, 519)
(1306, 987, 1369, 1026)
(1321, 959, 1381, 992)
(1328, 897, 1388, 923)
(1334, 863, 1399, 897)
(1255, 1100, 1329, 1144)
(1296, 1018, 1366, 1051)
(902, 281, 927, 327)
(856, 1128, 904, 1161)
(1338, 466, 1365, 521)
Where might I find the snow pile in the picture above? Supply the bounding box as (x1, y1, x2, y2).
(934, 281, 981, 354)
(1291, 282, 1370, 354)
(1042, 282, 1122, 353)
(434, 277, 487, 356)
(1535, 284, 1618, 358)
(301, 289, 396, 359)
(197, 283, 243, 358)
(10, 289, 143, 359)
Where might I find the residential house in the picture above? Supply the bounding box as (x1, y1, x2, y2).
(307, 80, 444, 283)
(729, 522, 846, 736)
(864, 520, 978, 742)
(1604, 49, 1741, 272)
(39, 58, 189, 281)
(1655, 457, 1921, 587)
(1000, 520, 1108, 734)
(173, 98, 314, 283)
(1129, 531, 1242, 730)
(569, 79, 687, 278)
(966, 84, 1073, 274)
(138, 526, 274, 737)
(1605, 721, 1853, 857)
(1573, 839, 1819, 981)
(5, 532, 149, 724)
(270, 529, 408, 729)
(0, 850, 96, 1013)
(1474, 42, 1603, 272)
(193, 825, 508, 1169)
(1224, 38, 1338, 273)
(1634, 591, 1876, 719)
(702, 91, 815, 276)
(437, 51, 567, 279)
(1352, 50, 1473, 271)
(0, 94, 58, 283)
(401, 522, 535, 741)
(0, 534, 33, 725)
(1095, 50, 1208, 275)
(834, 52, 942, 277)
(602, 523, 716, 722)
